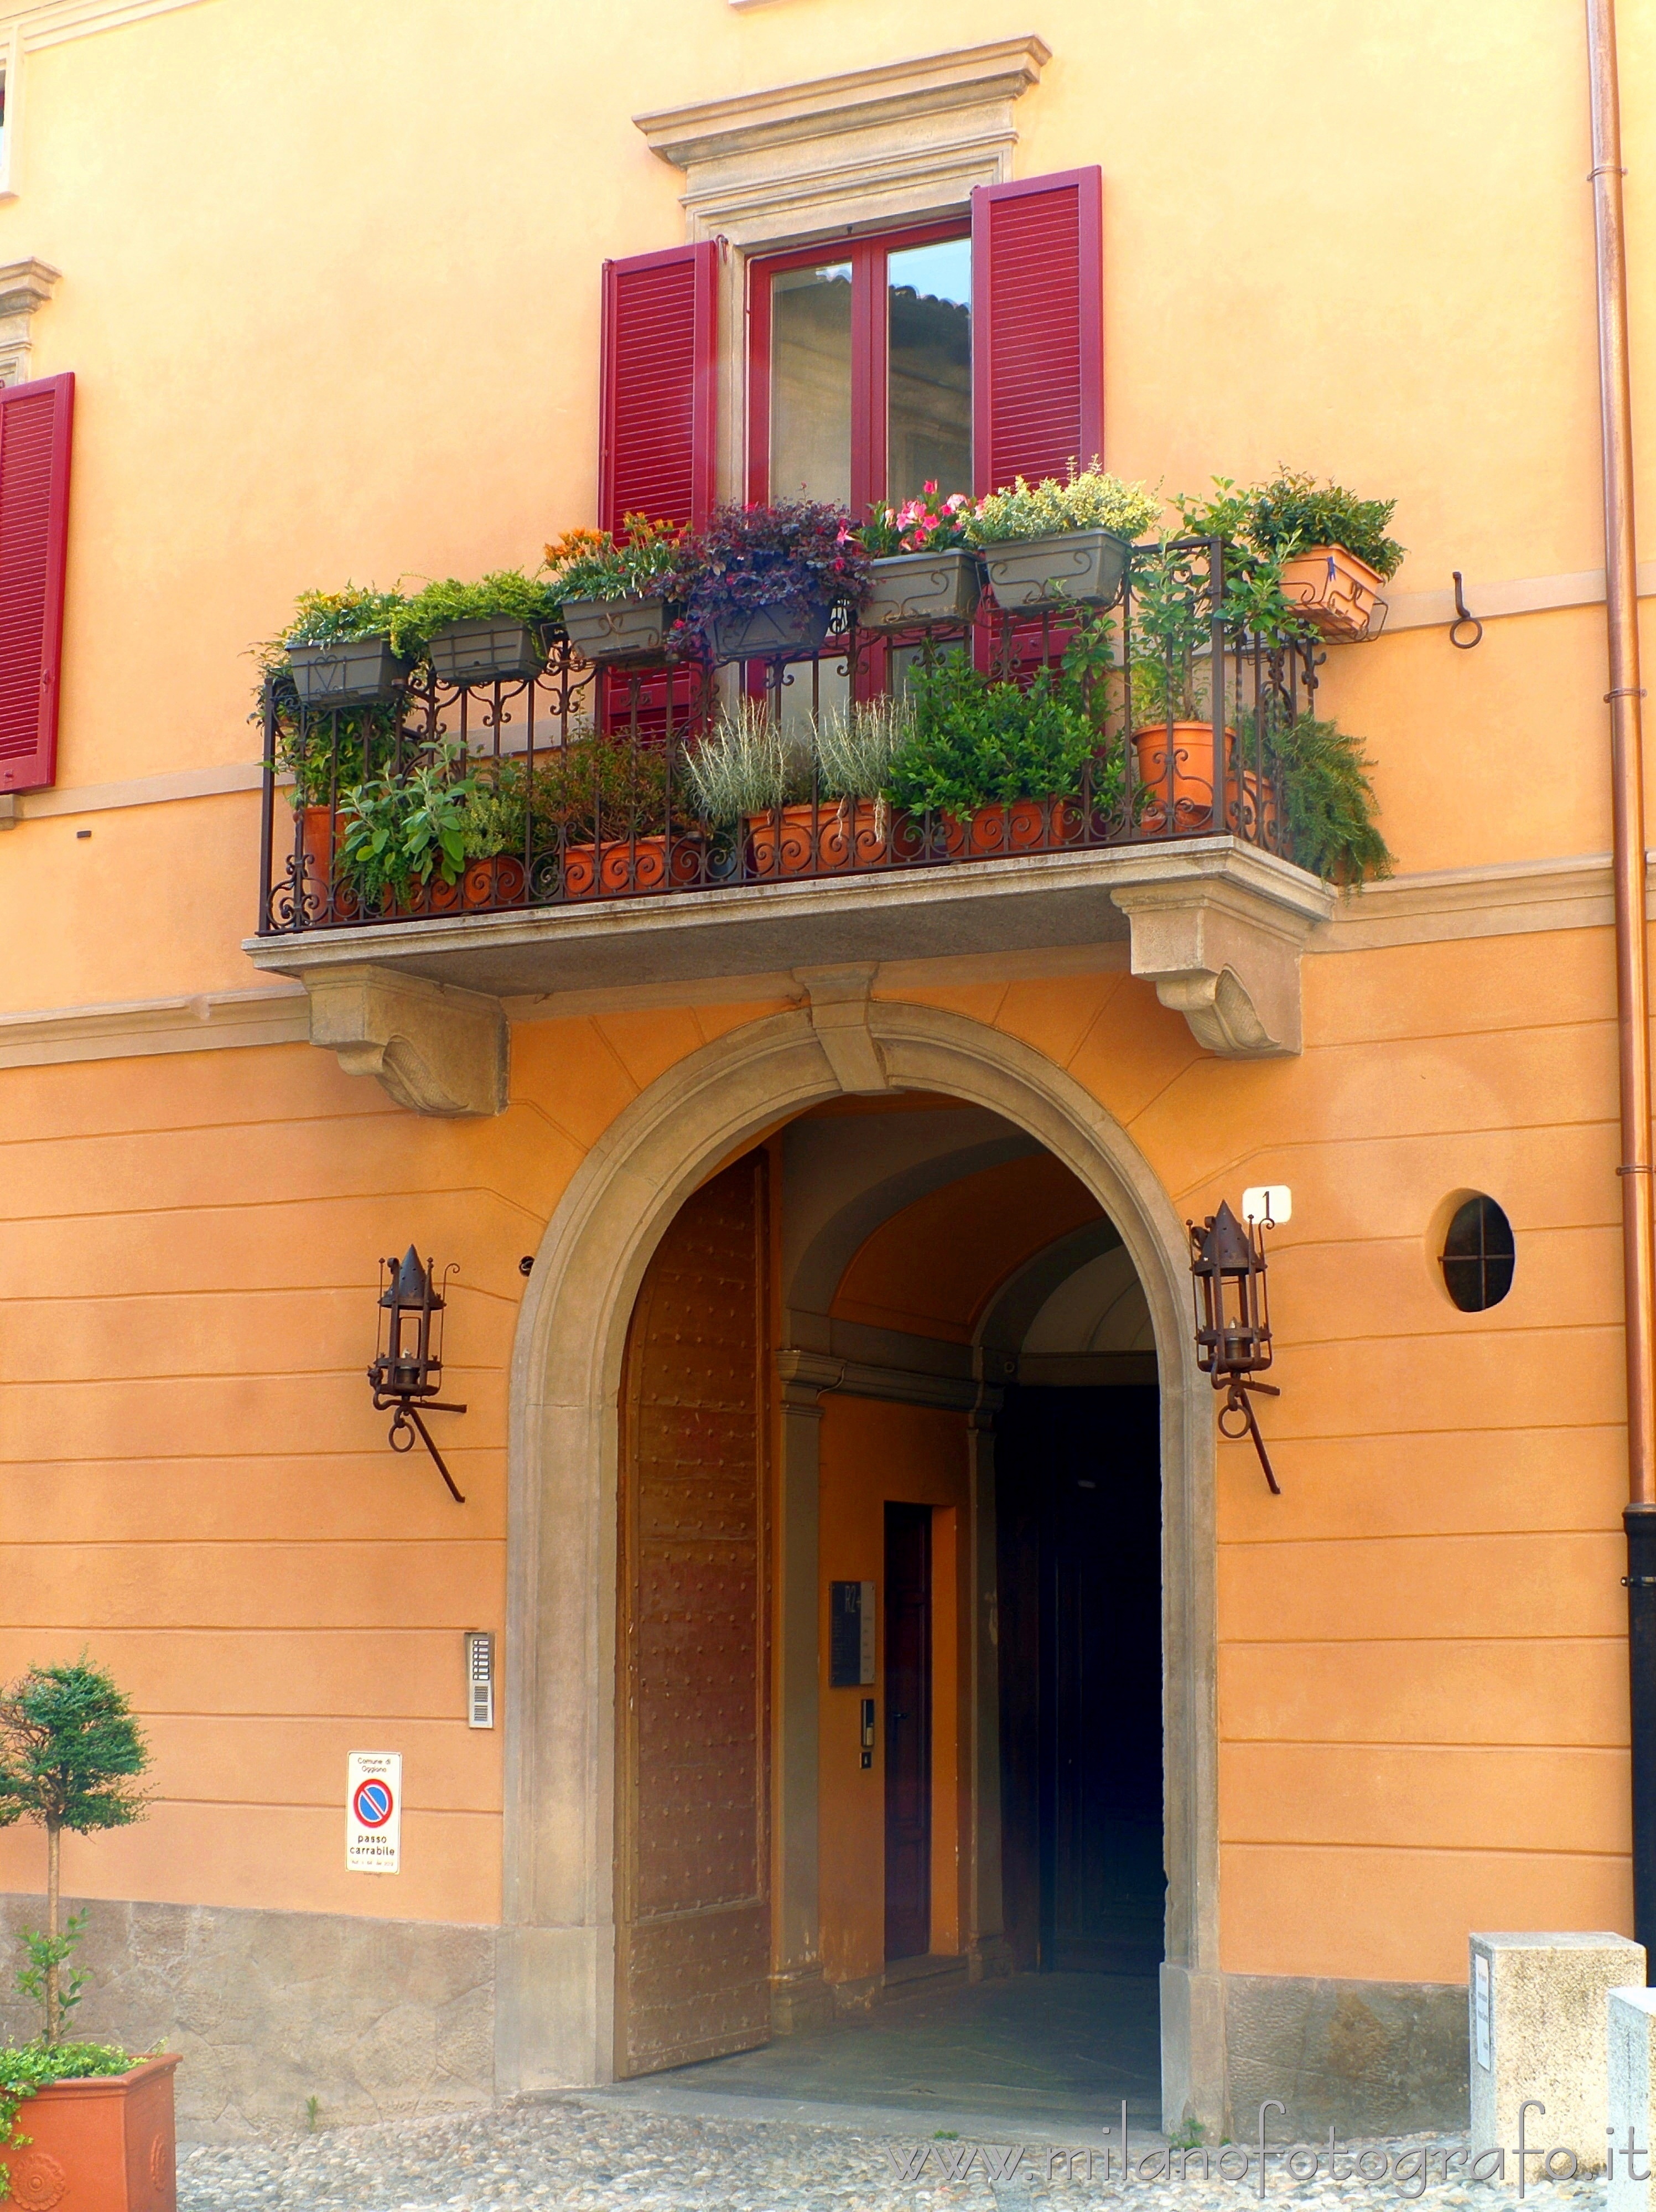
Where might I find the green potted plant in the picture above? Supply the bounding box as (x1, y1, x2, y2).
(967, 462, 1159, 614)
(336, 746, 480, 916)
(544, 519, 683, 666)
(278, 585, 412, 707)
(520, 735, 695, 899)
(1188, 472, 1404, 642)
(888, 631, 1122, 854)
(854, 485, 981, 632)
(393, 571, 563, 686)
(0, 1660, 178, 2212)
(683, 702, 815, 874)
(669, 500, 870, 665)
(1251, 708, 1393, 882)
(1128, 538, 1229, 832)
(815, 698, 916, 867)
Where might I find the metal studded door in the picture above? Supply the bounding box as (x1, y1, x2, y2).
(615, 1154, 771, 2076)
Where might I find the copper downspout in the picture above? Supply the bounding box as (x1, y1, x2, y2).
(1586, 0, 1656, 1959)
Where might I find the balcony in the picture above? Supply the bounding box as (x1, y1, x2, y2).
(244, 547, 1338, 1114)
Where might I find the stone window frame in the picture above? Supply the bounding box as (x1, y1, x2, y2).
(634, 35, 1050, 504)
(0, 24, 17, 200)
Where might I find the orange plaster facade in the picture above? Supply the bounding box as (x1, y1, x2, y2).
(0, 0, 1648, 2137)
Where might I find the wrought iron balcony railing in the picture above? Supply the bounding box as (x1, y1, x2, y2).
(256, 538, 1322, 940)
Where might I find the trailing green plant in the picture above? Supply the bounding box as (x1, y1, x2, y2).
(0, 2040, 138, 2197)
(0, 1662, 149, 2049)
(337, 748, 479, 905)
(884, 628, 1122, 816)
(666, 501, 870, 652)
(543, 517, 683, 602)
(388, 571, 563, 659)
(966, 460, 1160, 546)
(855, 483, 974, 557)
(817, 697, 915, 803)
(277, 585, 407, 651)
(684, 701, 813, 822)
(1252, 708, 1393, 883)
(253, 587, 413, 805)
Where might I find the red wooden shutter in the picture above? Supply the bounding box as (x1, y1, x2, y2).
(0, 372, 74, 793)
(599, 243, 718, 533)
(971, 170, 1103, 495)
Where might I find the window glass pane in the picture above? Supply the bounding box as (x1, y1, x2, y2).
(887, 239, 972, 506)
(1441, 1194, 1515, 1313)
(770, 261, 853, 506)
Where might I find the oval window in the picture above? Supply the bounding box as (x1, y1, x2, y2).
(1440, 1194, 1515, 1312)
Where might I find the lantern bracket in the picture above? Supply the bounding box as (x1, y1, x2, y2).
(383, 1398, 469, 1504)
(1216, 1379, 1281, 1495)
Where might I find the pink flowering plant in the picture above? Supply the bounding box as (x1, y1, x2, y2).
(856, 481, 977, 557)
(665, 500, 871, 652)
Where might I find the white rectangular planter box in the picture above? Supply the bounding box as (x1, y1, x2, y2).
(428, 618, 546, 685)
(286, 637, 408, 707)
(561, 596, 673, 666)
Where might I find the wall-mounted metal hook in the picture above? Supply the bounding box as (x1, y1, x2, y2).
(1450, 572, 1483, 651)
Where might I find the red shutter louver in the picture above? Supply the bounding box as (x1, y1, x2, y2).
(597, 246, 717, 736)
(972, 170, 1103, 495)
(0, 371, 73, 793)
(599, 243, 718, 535)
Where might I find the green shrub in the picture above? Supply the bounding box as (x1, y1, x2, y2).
(388, 572, 563, 659)
(885, 634, 1121, 815)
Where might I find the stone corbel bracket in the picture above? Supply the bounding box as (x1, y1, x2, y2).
(1111, 858, 1335, 1058)
(795, 962, 890, 1094)
(303, 963, 507, 1117)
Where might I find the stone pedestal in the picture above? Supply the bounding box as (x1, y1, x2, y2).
(1609, 1987, 1656, 2212)
(1470, 1931, 1645, 2173)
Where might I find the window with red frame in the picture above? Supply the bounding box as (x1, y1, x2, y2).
(747, 226, 973, 524)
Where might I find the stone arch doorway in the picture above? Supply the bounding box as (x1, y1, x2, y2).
(500, 999, 1221, 2128)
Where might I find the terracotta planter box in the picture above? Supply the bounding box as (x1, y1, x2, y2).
(287, 638, 408, 706)
(979, 527, 1132, 613)
(941, 797, 1084, 858)
(560, 597, 673, 667)
(562, 833, 703, 899)
(707, 601, 833, 666)
(297, 805, 360, 922)
(744, 801, 911, 878)
(427, 618, 547, 686)
(1279, 545, 1385, 640)
(5, 2053, 180, 2212)
(859, 550, 981, 632)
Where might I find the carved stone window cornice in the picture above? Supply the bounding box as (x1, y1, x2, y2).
(0, 255, 59, 383)
(634, 35, 1051, 247)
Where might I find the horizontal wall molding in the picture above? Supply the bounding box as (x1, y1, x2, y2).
(1380, 558, 1656, 634)
(0, 985, 307, 1069)
(5, 0, 217, 52)
(1320, 851, 1636, 951)
(2, 758, 265, 822)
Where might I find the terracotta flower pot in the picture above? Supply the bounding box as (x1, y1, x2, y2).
(562, 834, 703, 899)
(1133, 722, 1227, 833)
(461, 854, 527, 908)
(745, 801, 906, 878)
(5, 2053, 181, 2212)
(1279, 545, 1385, 641)
(932, 797, 1084, 858)
(1134, 724, 1278, 843)
(297, 805, 359, 921)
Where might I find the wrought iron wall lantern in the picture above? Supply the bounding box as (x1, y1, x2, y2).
(368, 1247, 468, 1503)
(1188, 1192, 1286, 1495)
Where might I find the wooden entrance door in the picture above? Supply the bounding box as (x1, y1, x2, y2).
(883, 1501, 933, 1961)
(615, 1155, 770, 2076)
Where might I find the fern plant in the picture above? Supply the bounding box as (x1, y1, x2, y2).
(1255, 709, 1393, 883)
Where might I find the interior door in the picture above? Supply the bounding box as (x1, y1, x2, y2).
(883, 1501, 933, 1961)
(615, 1154, 770, 2075)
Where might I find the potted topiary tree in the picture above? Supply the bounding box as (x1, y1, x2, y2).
(967, 462, 1159, 614)
(0, 1660, 178, 2212)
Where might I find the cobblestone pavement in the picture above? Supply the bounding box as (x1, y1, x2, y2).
(177, 2095, 1610, 2212)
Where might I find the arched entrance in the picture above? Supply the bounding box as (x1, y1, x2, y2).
(500, 1001, 1222, 2130)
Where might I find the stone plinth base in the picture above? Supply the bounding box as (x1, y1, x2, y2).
(1471, 1931, 1645, 2172)
(1610, 1986, 1656, 2212)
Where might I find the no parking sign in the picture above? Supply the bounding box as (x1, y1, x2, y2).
(346, 1752, 402, 1873)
